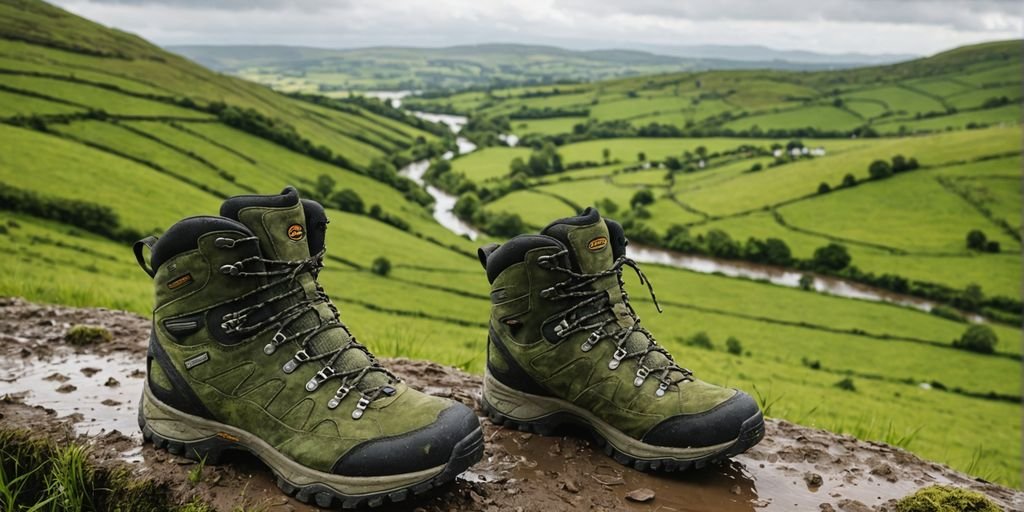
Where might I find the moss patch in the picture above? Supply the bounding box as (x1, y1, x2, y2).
(65, 324, 112, 345)
(895, 485, 1002, 512)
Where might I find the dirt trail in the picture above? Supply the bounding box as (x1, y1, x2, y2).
(1, 297, 1020, 512)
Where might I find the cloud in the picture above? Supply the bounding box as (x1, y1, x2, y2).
(51, 0, 1022, 55)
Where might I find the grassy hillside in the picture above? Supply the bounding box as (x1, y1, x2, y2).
(169, 43, 862, 94)
(408, 40, 1020, 137)
(0, 0, 1020, 489)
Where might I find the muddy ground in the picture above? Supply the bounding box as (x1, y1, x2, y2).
(0, 297, 1020, 511)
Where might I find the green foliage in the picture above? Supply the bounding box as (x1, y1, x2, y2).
(841, 173, 858, 188)
(371, 257, 392, 277)
(966, 229, 988, 251)
(683, 331, 713, 350)
(817, 182, 831, 194)
(953, 324, 998, 354)
(594, 197, 619, 215)
(868, 159, 893, 180)
(329, 188, 365, 214)
(65, 325, 112, 346)
(894, 485, 1000, 512)
(725, 336, 743, 356)
(629, 189, 655, 209)
(834, 377, 857, 392)
(929, 305, 967, 323)
(812, 243, 852, 272)
(0, 182, 142, 243)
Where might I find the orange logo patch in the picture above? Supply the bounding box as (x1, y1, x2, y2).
(287, 224, 305, 241)
(588, 236, 608, 252)
(167, 273, 193, 290)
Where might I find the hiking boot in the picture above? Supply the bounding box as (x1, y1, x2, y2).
(133, 187, 483, 508)
(477, 207, 764, 471)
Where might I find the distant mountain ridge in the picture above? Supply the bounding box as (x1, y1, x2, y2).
(168, 42, 910, 93)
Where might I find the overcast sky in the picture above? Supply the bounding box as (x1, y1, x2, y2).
(52, 0, 1022, 56)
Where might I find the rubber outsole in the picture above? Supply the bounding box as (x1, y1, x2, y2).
(480, 396, 765, 472)
(139, 395, 485, 509)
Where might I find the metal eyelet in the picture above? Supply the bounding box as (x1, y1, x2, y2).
(219, 263, 241, 275)
(351, 396, 371, 420)
(214, 237, 237, 249)
(305, 367, 336, 392)
(553, 319, 570, 337)
(328, 385, 352, 409)
(263, 331, 287, 355)
(634, 366, 650, 387)
(581, 331, 601, 352)
(282, 349, 310, 374)
(655, 382, 669, 397)
(608, 347, 627, 370)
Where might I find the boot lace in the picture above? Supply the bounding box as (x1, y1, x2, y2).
(537, 249, 692, 396)
(214, 236, 397, 419)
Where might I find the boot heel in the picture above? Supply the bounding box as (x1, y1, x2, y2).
(139, 384, 238, 464)
(481, 370, 568, 436)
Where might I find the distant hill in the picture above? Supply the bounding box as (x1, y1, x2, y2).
(643, 43, 915, 66)
(167, 43, 884, 93)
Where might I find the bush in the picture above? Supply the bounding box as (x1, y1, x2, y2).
(966, 229, 987, 250)
(0, 182, 140, 243)
(749, 163, 763, 172)
(329, 188, 364, 214)
(630, 189, 655, 209)
(817, 182, 831, 194)
(929, 305, 966, 323)
(706, 229, 740, 259)
(371, 257, 391, 277)
(953, 324, 997, 354)
(725, 337, 743, 356)
(868, 159, 893, 180)
(983, 240, 1000, 253)
(452, 192, 481, 221)
(683, 332, 713, 350)
(595, 197, 619, 215)
(811, 243, 851, 271)
(798, 274, 815, 290)
(484, 212, 525, 238)
(834, 377, 857, 392)
(66, 325, 113, 346)
(841, 173, 858, 188)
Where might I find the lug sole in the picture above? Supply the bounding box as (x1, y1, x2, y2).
(139, 383, 484, 509)
(481, 369, 765, 472)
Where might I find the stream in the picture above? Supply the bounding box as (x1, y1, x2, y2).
(393, 99, 952, 316)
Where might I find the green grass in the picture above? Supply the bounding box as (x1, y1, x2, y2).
(0, 75, 210, 119)
(482, 190, 576, 228)
(846, 85, 946, 116)
(450, 146, 531, 182)
(724, 105, 865, 131)
(877, 104, 1021, 133)
(510, 116, 584, 136)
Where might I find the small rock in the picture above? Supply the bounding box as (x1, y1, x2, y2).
(804, 472, 824, 488)
(625, 488, 655, 503)
(563, 479, 580, 493)
(819, 504, 836, 512)
(43, 372, 69, 382)
(56, 383, 76, 393)
(104, 377, 120, 387)
(128, 369, 145, 378)
(730, 484, 742, 495)
(837, 499, 872, 512)
(101, 399, 121, 406)
(81, 367, 101, 377)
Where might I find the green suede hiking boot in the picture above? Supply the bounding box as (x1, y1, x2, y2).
(477, 207, 764, 471)
(133, 187, 483, 508)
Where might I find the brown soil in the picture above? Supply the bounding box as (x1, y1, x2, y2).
(1, 297, 1020, 511)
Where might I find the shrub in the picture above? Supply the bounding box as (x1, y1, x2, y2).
(0, 183, 139, 243)
(706, 229, 740, 259)
(929, 305, 966, 323)
(371, 257, 391, 277)
(452, 192, 481, 221)
(868, 159, 892, 180)
(953, 324, 997, 354)
(66, 325, 112, 346)
(841, 173, 858, 188)
(798, 274, 815, 291)
(817, 182, 831, 194)
(314, 174, 336, 199)
(630, 189, 655, 209)
(726, 337, 743, 356)
(484, 212, 525, 238)
(811, 243, 851, 271)
(966, 229, 987, 250)
(595, 197, 619, 215)
(329, 189, 364, 214)
(984, 240, 1000, 253)
(683, 332, 713, 350)
(834, 377, 857, 392)
(749, 163, 763, 172)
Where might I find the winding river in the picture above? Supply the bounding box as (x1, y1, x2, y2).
(393, 102, 954, 315)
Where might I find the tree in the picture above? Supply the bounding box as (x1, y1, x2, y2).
(762, 238, 792, 266)
(695, 146, 708, 160)
(868, 159, 892, 180)
(637, 152, 646, 162)
(630, 189, 655, 209)
(966, 229, 987, 251)
(817, 182, 831, 194)
(314, 174, 336, 199)
(371, 257, 391, 277)
(595, 197, 619, 215)
(705, 229, 740, 259)
(485, 212, 525, 238)
(602, 147, 611, 164)
(841, 173, 858, 188)
(985, 240, 1001, 253)
(812, 243, 851, 271)
(953, 324, 997, 354)
(664, 156, 682, 171)
(798, 274, 815, 290)
(726, 337, 743, 356)
(453, 192, 481, 220)
(329, 188, 364, 214)
(509, 157, 528, 177)
(750, 163, 763, 172)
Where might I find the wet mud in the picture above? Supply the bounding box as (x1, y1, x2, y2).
(1, 297, 1020, 511)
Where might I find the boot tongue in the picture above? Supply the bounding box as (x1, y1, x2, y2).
(544, 209, 678, 381)
(221, 188, 388, 392)
(541, 207, 614, 274)
(220, 187, 310, 261)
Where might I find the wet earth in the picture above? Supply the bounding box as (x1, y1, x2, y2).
(0, 297, 1020, 512)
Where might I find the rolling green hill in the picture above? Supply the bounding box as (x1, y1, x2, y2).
(167, 43, 873, 95)
(0, 0, 1020, 490)
(408, 39, 1021, 137)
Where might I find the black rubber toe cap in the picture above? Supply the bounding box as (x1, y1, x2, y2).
(641, 391, 760, 448)
(331, 402, 480, 477)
